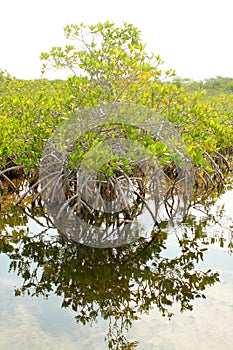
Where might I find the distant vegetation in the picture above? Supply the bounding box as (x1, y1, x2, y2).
(174, 76, 233, 95)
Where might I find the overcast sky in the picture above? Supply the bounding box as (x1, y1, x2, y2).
(1, 0, 233, 80)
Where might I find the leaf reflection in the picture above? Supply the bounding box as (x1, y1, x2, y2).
(0, 202, 222, 349)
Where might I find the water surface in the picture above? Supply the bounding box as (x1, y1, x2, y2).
(0, 187, 233, 349)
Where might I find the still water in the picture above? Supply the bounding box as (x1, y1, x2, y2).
(0, 187, 233, 350)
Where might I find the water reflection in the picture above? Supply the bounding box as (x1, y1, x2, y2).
(0, 198, 224, 349)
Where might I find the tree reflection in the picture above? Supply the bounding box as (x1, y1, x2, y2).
(0, 202, 221, 349)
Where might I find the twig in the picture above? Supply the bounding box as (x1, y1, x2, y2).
(203, 151, 224, 183)
(0, 165, 28, 176)
(0, 173, 17, 190)
(214, 150, 231, 171)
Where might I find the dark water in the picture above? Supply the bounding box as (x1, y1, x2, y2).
(0, 186, 233, 349)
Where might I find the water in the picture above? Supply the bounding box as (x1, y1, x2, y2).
(0, 187, 233, 349)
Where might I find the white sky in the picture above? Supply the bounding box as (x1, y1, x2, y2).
(0, 0, 233, 80)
